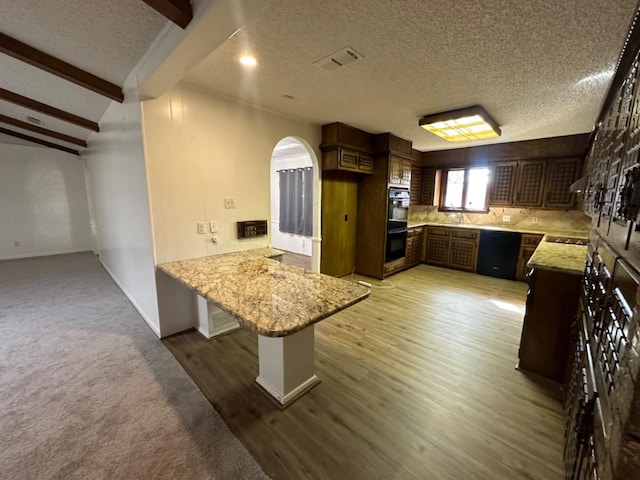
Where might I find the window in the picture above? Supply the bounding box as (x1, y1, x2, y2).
(438, 167, 489, 212)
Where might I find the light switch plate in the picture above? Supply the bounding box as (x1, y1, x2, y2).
(197, 222, 205, 234)
(224, 197, 236, 209)
(210, 221, 218, 233)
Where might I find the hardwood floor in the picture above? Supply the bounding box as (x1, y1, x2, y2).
(281, 250, 312, 270)
(163, 265, 565, 479)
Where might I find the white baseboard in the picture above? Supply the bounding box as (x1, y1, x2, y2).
(0, 248, 92, 261)
(99, 259, 161, 338)
(256, 374, 320, 407)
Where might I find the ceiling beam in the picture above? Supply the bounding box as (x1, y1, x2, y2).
(142, 0, 193, 29)
(0, 126, 79, 156)
(0, 33, 124, 102)
(0, 88, 99, 132)
(0, 114, 87, 148)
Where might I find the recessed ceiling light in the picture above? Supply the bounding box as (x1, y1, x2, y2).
(239, 55, 257, 67)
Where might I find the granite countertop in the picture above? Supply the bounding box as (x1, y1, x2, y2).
(408, 221, 589, 274)
(407, 220, 589, 238)
(526, 241, 588, 275)
(157, 247, 370, 337)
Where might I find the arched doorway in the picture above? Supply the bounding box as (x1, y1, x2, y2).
(270, 136, 321, 272)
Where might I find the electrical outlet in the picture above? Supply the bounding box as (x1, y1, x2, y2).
(210, 221, 218, 233)
(197, 222, 205, 234)
(532, 217, 539, 224)
(502, 215, 510, 222)
(212, 235, 218, 243)
(224, 197, 236, 209)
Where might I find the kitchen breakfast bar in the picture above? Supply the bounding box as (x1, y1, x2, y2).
(157, 248, 370, 406)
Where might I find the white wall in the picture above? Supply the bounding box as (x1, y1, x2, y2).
(270, 154, 313, 256)
(84, 99, 161, 336)
(0, 144, 93, 260)
(142, 82, 322, 264)
(142, 83, 321, 334)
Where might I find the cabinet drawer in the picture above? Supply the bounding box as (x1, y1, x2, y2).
(451, 229, 479, 240)
(427, 227, 450, 236)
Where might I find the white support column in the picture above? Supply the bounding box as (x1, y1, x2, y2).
(256, 326, 320, 407)
(196, 294, 240, 340)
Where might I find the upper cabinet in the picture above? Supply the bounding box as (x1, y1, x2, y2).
(514, 159, 547, 207)
(488, 157, 582, 209)
(488, 161, 517, 205)
(323, 148, 374, 174)
(388, 155, 411, 186)
(320, 122, 374, 175)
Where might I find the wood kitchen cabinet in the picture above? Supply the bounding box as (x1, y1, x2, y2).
(320, 172, 358, 277)
(488, 161, 517, 205)
(518, 267, 581, 382)
(543, 157, 581, 208)
(487, 158, 580, 209)
(514, 159, 547, 207)
(322, 147, 373, 174)
(388, 155, 411, 186)
(424, 227, 479, 272)
(516, 234, 543, 281)
(405, 227, 425, 267)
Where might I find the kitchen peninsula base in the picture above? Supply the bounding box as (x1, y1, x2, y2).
(157, 248, 369, 407)
(256, 327, 320, 407)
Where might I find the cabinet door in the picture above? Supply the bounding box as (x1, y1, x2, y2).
(413, 230, 425, 264)
(425, 235, 449, 266)
(515, 160, 546, 207)
(358, 152, 374, 173)
(401, 159, 412, 186)
(544, 157, 580, 208)
(516, 234, 543, 281)
(320, 176, 358, 277)
(448, 239, 478, 272)
(338, 150, 359, 171)
(410, 164, 423, 205)
(389, 156, 403, 185)
(421, 167, 436, 205)
(488, 161, 517, 206)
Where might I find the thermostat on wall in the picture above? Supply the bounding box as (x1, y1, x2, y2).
(237, 220, 268, 239)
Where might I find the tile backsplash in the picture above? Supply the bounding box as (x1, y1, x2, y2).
(409, 205, 592, 233)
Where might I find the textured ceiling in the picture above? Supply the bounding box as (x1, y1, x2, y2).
(1, 0, 638, 154)
(0, 0, 168, 147)
(184, 0, 639, 151)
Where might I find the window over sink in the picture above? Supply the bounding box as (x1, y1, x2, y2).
(438, 167, 490, 212)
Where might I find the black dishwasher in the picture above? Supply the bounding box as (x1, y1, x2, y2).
(477, 231, 521, 280)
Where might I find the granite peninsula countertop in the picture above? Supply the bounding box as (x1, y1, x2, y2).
(526, 241, 587, 275)
(157, 247, 370, 337)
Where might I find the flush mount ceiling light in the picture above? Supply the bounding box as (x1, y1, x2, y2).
(419, 105, 501, 142)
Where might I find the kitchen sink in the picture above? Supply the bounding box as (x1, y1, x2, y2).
(544, 235, 588, 245)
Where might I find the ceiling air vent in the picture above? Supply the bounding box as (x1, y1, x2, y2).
(26, 116, 42, 126)
(314, 46, 363, 71)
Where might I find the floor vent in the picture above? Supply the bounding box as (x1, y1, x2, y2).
(314, 46, 363, 71)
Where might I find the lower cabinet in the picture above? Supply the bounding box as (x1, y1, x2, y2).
(424, 227, 479, 272)
(518, 267, 581, 382)
(406, 227, 425, 267)
(516, 234, 544, 281)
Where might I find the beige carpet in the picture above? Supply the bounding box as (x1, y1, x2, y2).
(0, 252, 268, 480)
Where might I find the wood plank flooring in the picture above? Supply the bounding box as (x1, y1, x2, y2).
(163, 264, 565, 479)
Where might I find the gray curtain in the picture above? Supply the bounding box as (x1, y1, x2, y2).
(279, 167, 313, 236)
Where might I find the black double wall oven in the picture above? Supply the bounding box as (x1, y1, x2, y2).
(386, 188, 410, 262)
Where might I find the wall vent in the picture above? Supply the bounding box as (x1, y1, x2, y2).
(314, 46, 363, 71)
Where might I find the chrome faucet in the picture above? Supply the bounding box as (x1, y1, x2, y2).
(451, 212, 464, 224)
